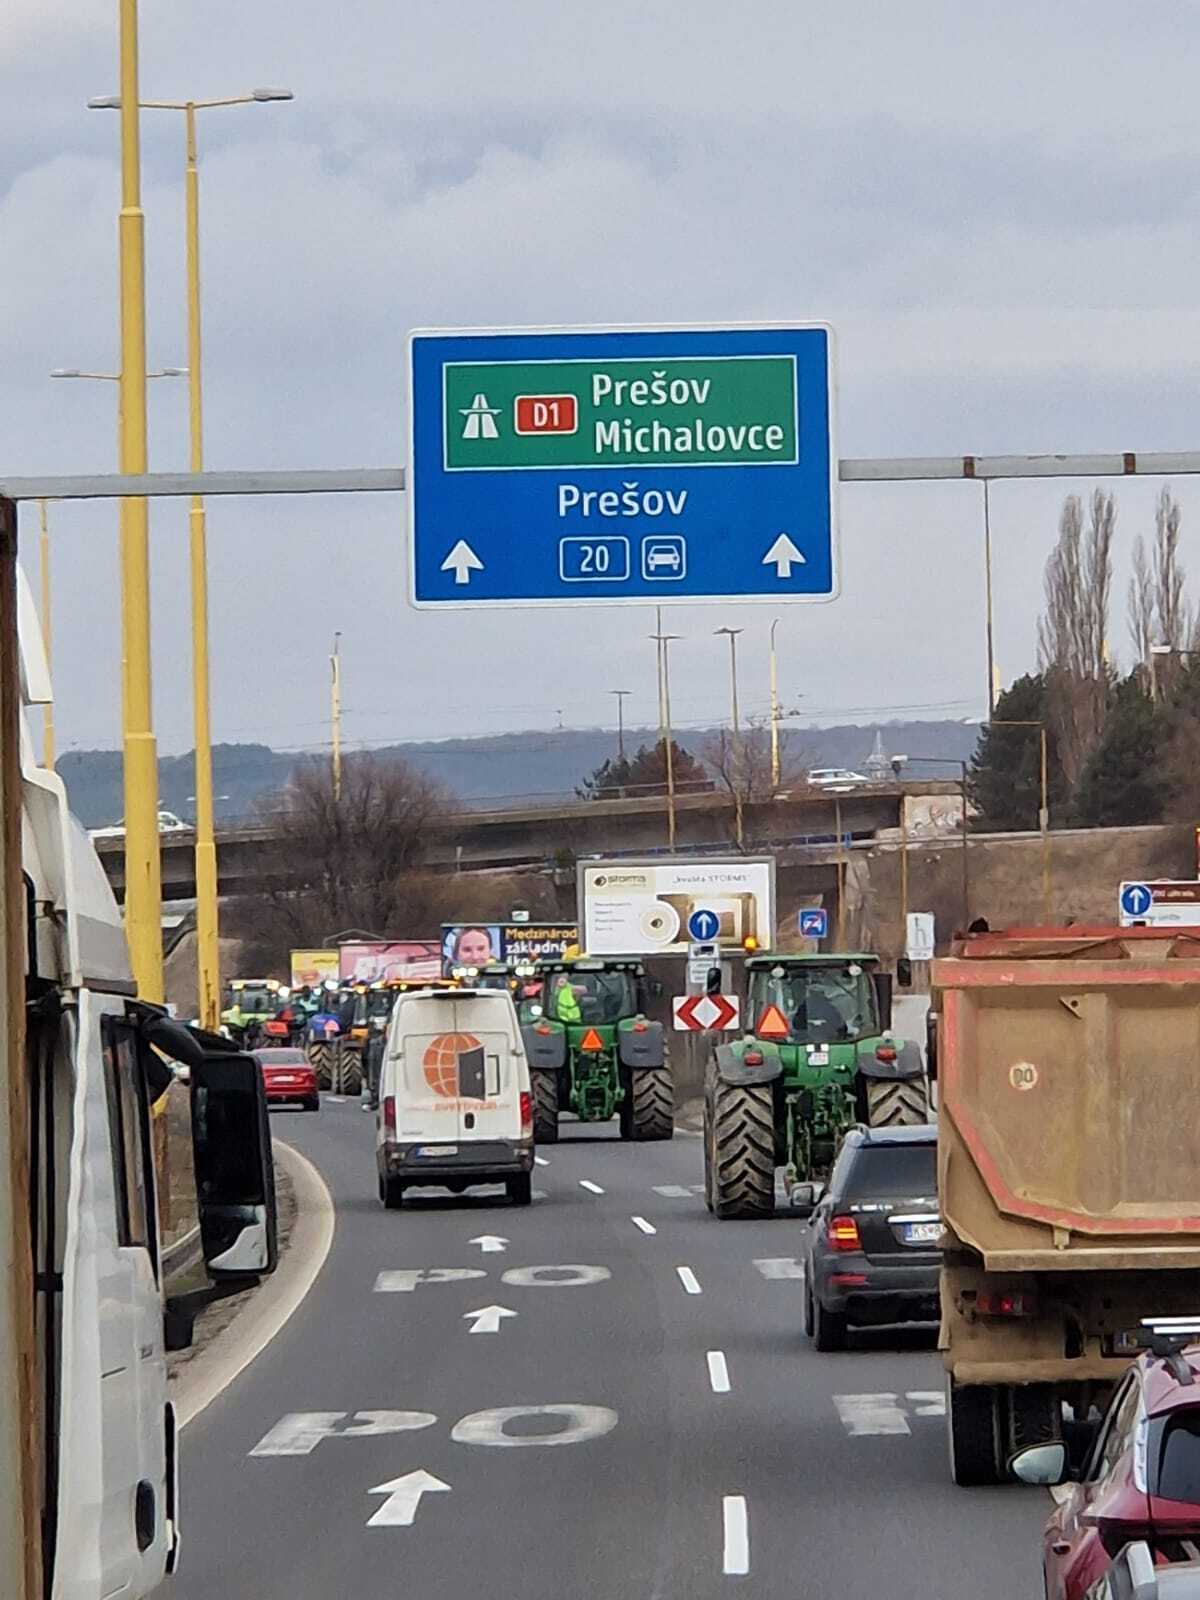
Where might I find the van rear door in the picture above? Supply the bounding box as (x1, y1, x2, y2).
(451, 995, 520, 1144)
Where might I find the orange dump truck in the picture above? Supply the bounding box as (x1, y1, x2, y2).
(932, 926, 1200, 1486)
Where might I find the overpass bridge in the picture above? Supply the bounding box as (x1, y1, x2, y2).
(91, 781, 962, 902)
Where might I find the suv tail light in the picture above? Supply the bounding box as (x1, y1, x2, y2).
(383, 1095, 396, 1137)
(828, 1215, 861, 1252)
(520, 1090, 533, 1139)
(975, 1290, 1038, 1318)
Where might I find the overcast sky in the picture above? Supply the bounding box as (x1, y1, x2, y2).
(5, 1, 1200, 764)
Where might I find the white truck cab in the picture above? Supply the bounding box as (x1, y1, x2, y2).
(376, 987, 534, 1208)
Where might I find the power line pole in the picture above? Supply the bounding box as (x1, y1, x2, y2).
(610, 688, 630, 763)
(330, 632, 343, 802)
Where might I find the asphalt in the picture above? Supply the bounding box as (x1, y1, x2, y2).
(169, 1097, 1046, 1600)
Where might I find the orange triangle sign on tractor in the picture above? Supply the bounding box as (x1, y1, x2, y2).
(580, 1028, 605, 1052)
(755, 1005, 791, 1039)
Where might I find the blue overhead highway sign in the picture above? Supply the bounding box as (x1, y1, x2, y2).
(407, 323, 837, 608)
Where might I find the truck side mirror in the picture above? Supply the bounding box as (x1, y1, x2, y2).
(872, 971, 894, 1030)
(189, 1051, 278, 1279)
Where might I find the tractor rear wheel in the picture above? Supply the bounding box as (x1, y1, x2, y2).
(335, 1045, 363, 1097)
(864, 1076, 929, 1127)
(629, 1067, 674, 1141)
(709, 1080, 776, 1219)
(531, 1070, 559, 1143)
(307, 1040, 335, 1091)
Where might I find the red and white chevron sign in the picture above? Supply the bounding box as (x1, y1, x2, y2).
(672, 994, 740, 1032)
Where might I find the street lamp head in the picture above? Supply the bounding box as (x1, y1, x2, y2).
(87, 95, 121, 110)
(714, 625, 744, 638)
(1151, 643, 1173, 656)
(252, 87, 294, 102)
(158, 366, 188, 377)
(50, 369, 81, 378)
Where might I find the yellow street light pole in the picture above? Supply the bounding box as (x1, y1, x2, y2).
(331, 633, 343, 802)
(650, 613, 680, 851)
(116, 0, 161, 1002)
(91, 84, 291, 1027)
(768, 617, 781, 792)
(38, 502, 53, 769)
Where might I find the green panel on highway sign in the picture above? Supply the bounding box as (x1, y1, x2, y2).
(444, 356, 798, 471)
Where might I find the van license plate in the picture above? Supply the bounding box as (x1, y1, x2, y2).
(902, 1221, 941, 1245)
(416, 1145, 457, 1157)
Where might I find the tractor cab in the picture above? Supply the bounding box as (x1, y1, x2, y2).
(745, 954, 891, 1047)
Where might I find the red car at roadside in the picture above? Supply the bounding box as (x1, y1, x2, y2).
(1040, 1337, 1200, 1598)
(254, 1047, 320, 1112)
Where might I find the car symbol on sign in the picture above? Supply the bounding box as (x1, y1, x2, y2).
(641, 535, 686, 581)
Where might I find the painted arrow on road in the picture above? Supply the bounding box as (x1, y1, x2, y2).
(463, 1304, 518, 1335)
(441, 539, 484, 585)
(469, 1235, 509, 1254)
(762, 532, 805, 578)
(366, 1469, 451, 1527)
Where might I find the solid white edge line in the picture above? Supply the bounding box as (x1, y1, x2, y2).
(707, 1351, 731, 1393)
(579, 1179, 605, 1194)
(676, 1266, 702, 1295)
(723, 1495, 749, 1575)
(631, 1216, 656, 1235)
(175, 1139, 335, 1430)
(535, 1156, 550, 1166)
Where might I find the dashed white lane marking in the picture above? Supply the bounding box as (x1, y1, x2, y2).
(535, 1156, 550, 1167)
(579, 1180, 605, 1195)
(327, 1096, 346, 1104)
(676, 1266, 702, 1295)
(707, 1351, 731, 1394)
(631, 1216, 657, 1235)
(833, 1392, 946, 1436)
(723, 1495, 749, 1576)
(653, 1184, 691, 1198)
(753, 1258, 805, 1280)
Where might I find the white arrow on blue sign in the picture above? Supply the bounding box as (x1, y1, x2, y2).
(799, 908, 828, 939)
(1119, 882, 1153, 919)
(688, 908, 721, 942)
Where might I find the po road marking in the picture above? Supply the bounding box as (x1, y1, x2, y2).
(653, 1184, 704, 1198)
(374, 1269, 487, 1293)
(707, 1351, 731, 1394)
(833, 1392, 946, 1437)
(676, 1267, 703, 1295)
(723, 1496, 750, 1576)
(250, 1403, 619, 1459)
(373, 1264, 612, 1292)
(631, 1216, 657, 1235)
(753, 1258, 805, 1281)
(579, 1179, 605, 1195)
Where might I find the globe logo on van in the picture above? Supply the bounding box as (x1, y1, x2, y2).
(423, 1032, 482, 1097)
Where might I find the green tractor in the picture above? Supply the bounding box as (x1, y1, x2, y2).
(704, 952, 929, 1219)
(523, 957, 673, 1143)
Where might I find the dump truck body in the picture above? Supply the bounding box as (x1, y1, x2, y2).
(934, 926, 1200, 1484)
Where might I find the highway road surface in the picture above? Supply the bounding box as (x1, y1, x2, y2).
(172, 1100, 1046, 1599)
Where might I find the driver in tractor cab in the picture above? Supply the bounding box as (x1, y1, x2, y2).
(552, 971, 584, 1024)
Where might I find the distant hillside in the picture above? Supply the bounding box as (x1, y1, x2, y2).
(58, 721, 980, 827)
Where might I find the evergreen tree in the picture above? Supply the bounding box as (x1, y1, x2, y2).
(577, 739, 711, 800)
(1073, 674, 1165, 827)
(968, 675, 1067, 830)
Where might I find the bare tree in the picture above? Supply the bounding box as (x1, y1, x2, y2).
(703, 717, 803, 845)
(1037, 490, 1114, 789)
(225, 753, 450, 970)
(1127, 533, 1154, 678)
(1150, 487, 1189, 697)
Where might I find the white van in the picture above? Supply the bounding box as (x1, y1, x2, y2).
(376, 987, 534, 1208)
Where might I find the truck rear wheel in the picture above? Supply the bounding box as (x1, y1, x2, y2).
(307, 1040, 334, 1091)
(709, 1080, 776, 1219)
(947, 1378, 1002, 1486)
(381, 1176, 404, 1211)
(531, 1070, 559, 1143)
(629, 1067, 674, 1141)
(864, 1076, 929, 1127)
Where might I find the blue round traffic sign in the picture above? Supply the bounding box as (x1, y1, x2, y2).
(1120, 882, 1153, 918)
(688, 908, 720, 941)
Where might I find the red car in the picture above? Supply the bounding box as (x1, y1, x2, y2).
(255, 1048, 320, 1112)
(1035, 1334, 1200, 1597)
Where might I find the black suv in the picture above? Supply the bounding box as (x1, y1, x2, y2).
(802, 1124, 940, 1350)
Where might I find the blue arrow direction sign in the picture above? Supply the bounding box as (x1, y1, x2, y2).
(688, 908, 721, 942)
(1119, 882, 1153, 919)
(407, 324, 837, 608)
(799, 908, 828, 939)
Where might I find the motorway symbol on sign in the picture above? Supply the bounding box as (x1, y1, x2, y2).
(408, 323, 837, 608)
(367, 1469, 451, 1527)
(688, 907, 721, 941)
(673, 994, 740, 1032)
(799, 907, 828, 939)
(1120, 882, 1153, 918)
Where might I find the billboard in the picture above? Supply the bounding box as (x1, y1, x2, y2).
(441, 922, 579, 972)
(290, 948, 339, 988)
(338, 941, 443, 983)
(579, 858, 775, 956)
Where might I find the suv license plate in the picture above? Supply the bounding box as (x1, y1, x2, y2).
(902, 1221, 941, 1245)
(416, 1145, 457, 1158)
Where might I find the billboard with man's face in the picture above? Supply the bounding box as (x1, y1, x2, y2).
(441, 923, 579, 973)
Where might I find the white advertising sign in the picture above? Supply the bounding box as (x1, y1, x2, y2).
(905, 912, 936, 962)
(579, 857, 775, 956)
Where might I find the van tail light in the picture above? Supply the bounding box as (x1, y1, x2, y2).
(828, 1215, 861, 1252)
(520, 1091, 533, 1139)
(975, 1291, 1038, 1318)
(383, 1095, 396, 1137)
